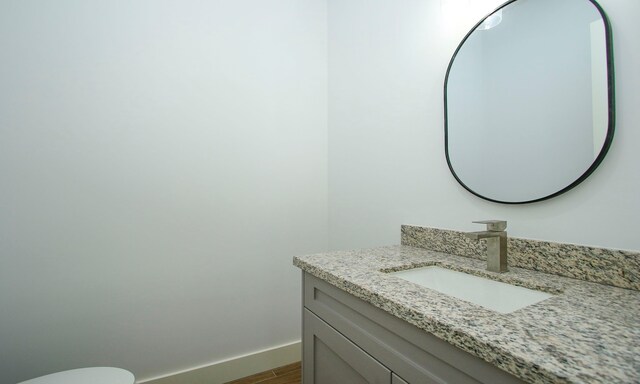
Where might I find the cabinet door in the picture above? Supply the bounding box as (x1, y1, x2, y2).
(392, 373, 409, 384)
(304, 309, 391, 384)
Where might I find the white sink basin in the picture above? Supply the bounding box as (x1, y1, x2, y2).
(389, 266, 553, 314)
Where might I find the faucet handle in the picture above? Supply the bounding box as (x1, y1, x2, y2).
(472, 220, 507, 232)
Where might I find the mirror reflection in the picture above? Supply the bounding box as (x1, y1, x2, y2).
(445, 0, 614, 204)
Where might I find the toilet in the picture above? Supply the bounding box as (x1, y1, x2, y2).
(18, 367, 135, 384)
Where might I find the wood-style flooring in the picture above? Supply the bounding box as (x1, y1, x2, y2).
(224, 362, 301, 384)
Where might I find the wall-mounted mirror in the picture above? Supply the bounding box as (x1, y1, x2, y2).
(444, 0, 614, 204)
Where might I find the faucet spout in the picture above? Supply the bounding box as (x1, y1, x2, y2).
(466, 221, 508, 273)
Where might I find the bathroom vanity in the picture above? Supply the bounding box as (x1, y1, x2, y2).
(294, 225, 640, 384)
(302, 273, 526, 384)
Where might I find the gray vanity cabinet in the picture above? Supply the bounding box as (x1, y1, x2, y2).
(304, 310, 391, 383)
(302, 272, 526, 384)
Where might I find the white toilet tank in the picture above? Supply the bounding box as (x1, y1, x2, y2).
(18, 367, 135, 384)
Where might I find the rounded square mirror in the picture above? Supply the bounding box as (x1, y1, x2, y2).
(444, 0, 615, 204)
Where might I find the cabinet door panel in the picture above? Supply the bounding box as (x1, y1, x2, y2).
(392, 373, 409, 384)
(304, 309, 391, 384)
(315, 338, 369, 384)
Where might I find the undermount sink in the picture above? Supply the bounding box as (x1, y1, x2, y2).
(389, 266, 553, 314)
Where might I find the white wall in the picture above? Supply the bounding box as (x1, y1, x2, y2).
(328, 0, 640, 251)
(0, 1, 327, 382)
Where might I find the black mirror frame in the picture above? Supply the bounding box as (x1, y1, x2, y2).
(443, 0, 616, 204)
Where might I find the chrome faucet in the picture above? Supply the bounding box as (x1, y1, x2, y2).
(465, 220, 508, 273)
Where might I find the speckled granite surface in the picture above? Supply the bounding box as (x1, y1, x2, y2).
(294, 246, 640, 384)
(402, 225, 640, 291)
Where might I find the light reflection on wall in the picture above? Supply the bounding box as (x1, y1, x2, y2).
(440, 0, 506, 40)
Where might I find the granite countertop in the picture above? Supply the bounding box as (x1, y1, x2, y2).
(293, 245, 640, 384)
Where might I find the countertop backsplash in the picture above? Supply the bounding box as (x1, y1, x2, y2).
(401, 225, 640, 291)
